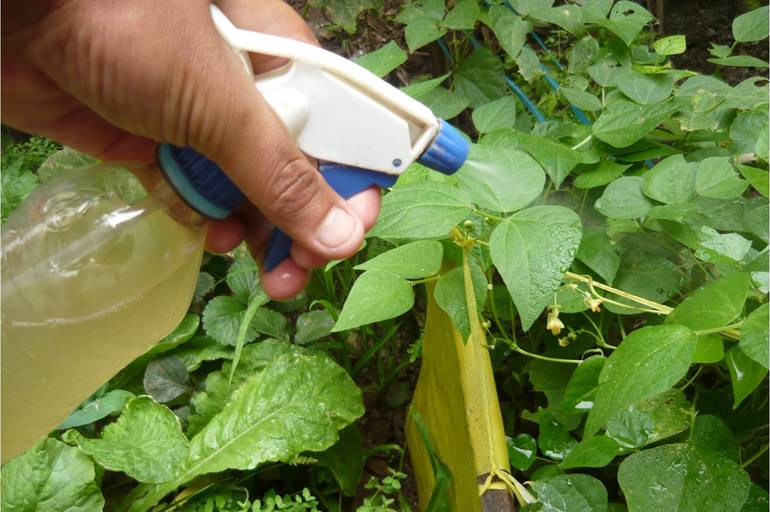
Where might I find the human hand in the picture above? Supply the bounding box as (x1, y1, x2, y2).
(1, 0, 380, 299)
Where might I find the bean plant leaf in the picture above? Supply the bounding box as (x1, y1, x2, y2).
(642, 154, 696, 204)
(618, 444, 751, 512)
(355, 240, 443, 278)
(442, 0, 479, 29)
(434, 263, 487, 341)
(490, 205, 582, 330)
(530, 474, 608, 512)
(593, 100, 681, 147)
(413, 86, 470, 119)
(456, 145, 545, 212)
(691, 415, 740, 462)
(605, 390, 691, 449)
(600, 1, 654, 46)
(538, 408, 578, 461)
(732, 6, 770, 43)
(726, 347, 768, 408)
(509, 132, 584, 187)
(574, 160, 631, 189)
(695, 157, 749, 199)
(739, 304, 769, 369)
(742, 484, 770, 511)
(57, 389, 135, 430)
(508, 433, 537, 471)
(654, 35, 687, 55)
(354, 41, 407, 77)
(368, 182, 472, 239)
(692, 334, 725, 364)
(453, 48, 508, 107)
(72, 396, 189, 483)
(1, 438, 104, 512)
(471, 97, 517, 134)
(561, 87, 603, 111)
(559, 356, 606, 413)
(333, 271, 414, 331)
(405, 16, 447, 53)
(667, 272, 750, 330)
(595, 176, 652, 219)
(576, 229, 621, 283)
(490, 11, 531, 60)
(585, 325, 696, 436)
(559, 436, 619, 470)
(616, 68, 675, 104)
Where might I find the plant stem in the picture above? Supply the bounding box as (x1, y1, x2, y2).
(497, 338, 581, 364)
(409, 275, 440, 285)
(694, 322, 743, 336)
(742, 444, 768, 468)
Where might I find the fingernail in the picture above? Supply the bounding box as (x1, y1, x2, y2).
(315, 206, 358, 249)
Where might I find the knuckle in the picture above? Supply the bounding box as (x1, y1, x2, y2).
(263, 153, 320, 221)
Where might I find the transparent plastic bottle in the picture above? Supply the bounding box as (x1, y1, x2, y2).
(1, 145, 244, 461)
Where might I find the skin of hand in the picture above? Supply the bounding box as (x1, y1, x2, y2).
(1, 0, 381, 299)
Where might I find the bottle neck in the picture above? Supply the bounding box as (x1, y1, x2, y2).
(129, 163, 207, 229)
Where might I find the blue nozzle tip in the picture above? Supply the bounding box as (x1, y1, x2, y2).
(417, 119, 470, 175)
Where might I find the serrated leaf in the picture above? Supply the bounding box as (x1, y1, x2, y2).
(73, 396, 188, 483)
(355, 240, 442, 278)
(202, 296, 256, 346)
(560, 436, 619, 469)
(1, 438, 104, 512)
(593, 100, 681, 147)
(227, 248, 268, 305)
(654, 35, 686, 55)
(642, 154, 696, 204)
(333, 271, 414, 331)
(355, 41, 407, 77)
(530, 474, 608, 512)
(726, 346, 767, 408)
(434, 263, 488, 341)
(667, 272, 750, 330)
(457, 145, 545, 212)
(490, 205, 582, 330)
(740, 304, 769, 369)
(193, 272, 215, 303)
(732, 6, 770, 43)
(595, 176, 652, 219)
(369, 182, 472, 239)
(471, 97, 517, 133)
(618, 444, 750, 512)
(585, 324, 696, 436)
(143, 356, 192, 403)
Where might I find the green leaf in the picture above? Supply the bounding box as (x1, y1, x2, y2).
(490, 205, 582, 330)
(709, 55, 770, 68)
(133, 353, 364, 511)
(691, 415, 740, 462)
(453, 48, 508, 107)
(312, 424, 364, 497)
(491, 11, 531, 60)
(618, 444, 750, 512)
(1, 438, 104, 512)
(654, 35, 687, 55)
(731, 111, 769, 155)
(593, 100, 681, 147)
(333, 271, 414, 331)
(355, 240, 442, 278)
(294, 310, 335, 344)
(516, 46, 544, 83)
(696, 227, 753, 264)
(250, 307, 289, 341)
(616, 68, 675, 104)
(726, 77, 770, 110)
(369, 182, 472, 239)
(538, 408, 578, 461)
(675, 75, 732, 113)
(143, 356, 191, 403)
(457, 145, 545, 212)
(354, 41, 407, 77)
(510, 132, 585, 187)
(533, 5, 584, 36)
(560, 436, 619, 469)
(193, 272, 215, 303)
(471, 97, 517, 134)
(737, 164, 769, 197)
(143, 313, 201, 359)
(415, 85, 470, 119)
(732, 6, 769, 43)
(667, 272, 750, 330)
(576, 229, 621, 283)
(595, 176, 652, 219)
(740, 304, 769, 369)
(57, 390, 135, 430)
(741, 484, 770, 511)
(73, 396, 188, 483)
(171, 335, 232, 372)
(642, 154, 696, 204)
(1, 161, 38, 220)
(507, 433, 537, 471)
(227, 248, 268, 304)
(574, 160, 631, 189)
(402, 74, 450, 97)
(568, 35, 600, 74)
(202, 296, 258, 346)
(316, 0, 380, 33)
(726, 346, 767, 408)
(560, 356, 606, 413)
(405, 16, 447, 53)
(442, 0, 479, 29)
(585, 324, 696, 436)
(695, 156, 748, 199)
(599, 1, 653, 46)
(561, 87, 603, 111)
(434, 263, 487, 341)
(605, 390, 691, 449)
(606, 253, 683, 314)
(692, 334, 724, 363)
(530, 474, 608, 512)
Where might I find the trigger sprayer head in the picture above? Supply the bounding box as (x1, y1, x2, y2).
(417, 119, 470, 175)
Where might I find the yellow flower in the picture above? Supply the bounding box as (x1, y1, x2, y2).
(546, 308, 564, 335)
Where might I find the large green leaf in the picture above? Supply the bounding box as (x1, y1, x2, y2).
(559, 436, 619, 470)
(616, 68, 675, 104)
(507, 433, 537, 471)
(312, 424, 364, 497)
(509, 132, 585, 187)
(642, 154, 696, 204)
(457, 145, 545, 212)
(405, 16, 447, 52)
(740, 304, 769, 369)
(559, 356, 606, 413)
(413, 86, 470, 119)
(599, 1, 653, 46)
(726, 346, 768, 408)
(128, 353, 363, 512)
(576, 229, 621, 283)
(57, 389, 135, 430)
(654, 35, 687, 56)
(453, 48, 508, 107)
(605, 252, 683, 314)
(1, 438, 104, 512)
(618, 444, 750, 512)
(489, 7, 531, 60)
(354, 41, 407, 77)
(369, 182, 472, 239)
(605, 390, 691, 449)
(433, 263, 488, 341)
(690, 415, 740, 462)
(732, 6, 770, 43)
(442, 0, 479, 29)
(72, 396, 188, 483)
(533, 5, 584, 36)
(471, 97, 517, 134)
(355, 240, 442, 279)
(593, 101, 681, 147)
(595, 176, 652, 219)
(574, 160, 631, 189)
(695, 157, 748, 199)
(490, 206, 582, 330)
(333, 270, 414, 331)
(530, 474, 608, 512)
(585, 325, 696, 436)
(667, 272, 750, 330)
(538, 408, 578, 461)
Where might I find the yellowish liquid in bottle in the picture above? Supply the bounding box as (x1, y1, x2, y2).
(1, 165, 205, 461)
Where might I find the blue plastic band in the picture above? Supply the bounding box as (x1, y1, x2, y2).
(157, 144, 231, 220)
